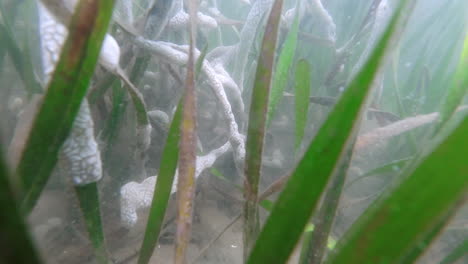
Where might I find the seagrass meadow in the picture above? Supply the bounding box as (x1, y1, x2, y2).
(0, 0, 467, 263)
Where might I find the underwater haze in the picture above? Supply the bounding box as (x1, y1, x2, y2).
(0, 0, 467, 263)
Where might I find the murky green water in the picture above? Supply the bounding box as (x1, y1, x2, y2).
(0, 0, 467, 263)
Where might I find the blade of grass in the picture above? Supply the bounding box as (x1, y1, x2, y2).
(299, 224, 338, 263)
(124, 0, 174, 88)
(0, 143, 42, 264)
(300, 150, 351, 264)
(267, 6, 300, 123)
(345, 157, 412, 188)
(298, 226, 314, 264)
(435, 31, 468, 134)
(210, 168, 243, 191)
(195, 44, 208, 82)
(246, 2, 407, 262)
(115, 69, 150, 127)
(89, 73, 117, 103)
(174, 1, 197, 263)
(137, 100, 182, 264)
(17, 0, 116, 213)
(102, 82, 128, 160)
(440, 238, 468, 264)
(391, 46, 418, 153)
(0, 10, 42, 94)
(326, 114, 468, 264)
(243, 0, 284, 259)
(398, 198, 463, 264)
(294, 59, 311, 151)
(74, 183, 108, 264)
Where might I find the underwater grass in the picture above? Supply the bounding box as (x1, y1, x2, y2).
(345, 157, 413, 188)
(138, 100, 182, 264)
(102, 81, 127, 159)
(294, 59, 312, 151)
(299, 149, 349, 264)
(0, 142, 42, 264)
(399, 202, 462, 264)
(440, 237, 468, 264)
(0, 3, 42, 95)
(246, 1, 407, 263)
(17, 0, 116, 214)
(174, 1, 198, 263)
(2, 1, 467, 264)
(326, 110, 468, 264)
(74, 183, 108, 264)
(243, 0, 284, 258)
(267, 5, 300, 124)
(436, 31, 468, 134)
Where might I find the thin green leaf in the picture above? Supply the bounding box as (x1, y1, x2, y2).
(89, 73, 117, 103)
(210, 168, 243, 191)
(195, 44, 208, 81)
(0, 8, 42, 94)
(116, 70, 150, 126)
(243, 0, 284, 258)
(326, 114, 468, 264)
(129, 55, 150, 87)
(435, 31, 468, 134)
(0, 142, 42, 264)
(300, 224, 338, 264)
(399, 199, 462, 264)
(294, 59, 311, 150)
(300, 151, 350, 264)
(267, 9, 300, 123)
(345, 157, 413, 189)
(175, 1, 198, 263)
(18, 0, 116, 213)
(259, 199, 274, 211)
(247, 2, 407, 262)
(137, 100, 182, 264)
(440, 238, 468, 264)
(299, 226, 314, 264)
(74, 183, 108, 264)
(391, 48, 418, 153)
(102, 82, 127, 154)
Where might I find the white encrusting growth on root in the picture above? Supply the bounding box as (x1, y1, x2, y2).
(115, 0, 134, 24)
(355, 105, 468, 150)
(61, 101, 103, 185)
(167, 11, 218, 32)
(307, 0, 337, 43)
(99, 34, 122, 72)
(120, 141, 231, 227)
(39, 3, 67, 78)
(39, 1, 104, 186)
(350, 0, 391, 80)
(228, 0, 273, 91)
(134, 38, 246, 165)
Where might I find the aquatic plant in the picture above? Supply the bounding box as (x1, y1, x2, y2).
(0, 0, 467, 263)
